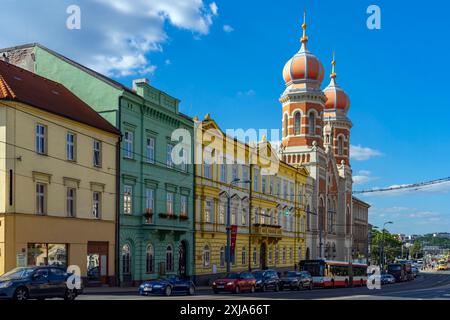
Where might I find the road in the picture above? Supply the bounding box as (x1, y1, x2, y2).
(79, 271, 450, 300)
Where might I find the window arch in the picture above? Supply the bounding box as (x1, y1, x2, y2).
(283, 114, 288, 138)
(203, 244, 211, 267)
(308, 112, 316, 136)
(146, 244, 154, 273)
(338, 135, 344, 155)
(166, 245, 174, 272)
(122, 244, 131, 275)
(294, 112, 301, 135)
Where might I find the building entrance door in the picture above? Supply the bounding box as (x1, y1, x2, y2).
(260, 243, 267, 270)
(87, 242, 109, 285)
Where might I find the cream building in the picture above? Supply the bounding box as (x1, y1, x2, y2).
(0, 60, 120, 285)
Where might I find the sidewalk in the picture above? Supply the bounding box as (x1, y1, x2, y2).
(84, 285, 211, 295)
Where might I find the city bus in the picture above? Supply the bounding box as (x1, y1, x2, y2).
(299, 259, 368, 288)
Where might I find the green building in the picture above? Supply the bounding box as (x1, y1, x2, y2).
(0, 44, 195, 285)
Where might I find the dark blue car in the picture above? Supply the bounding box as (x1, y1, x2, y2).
(0, 266, 81, 300)
(138, 275, 195, 296)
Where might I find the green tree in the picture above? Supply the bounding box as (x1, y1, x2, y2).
(410, 241, 422, 259)
(370, 229, 403, 267)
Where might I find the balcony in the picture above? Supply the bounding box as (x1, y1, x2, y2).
(252, 224, 282, 238)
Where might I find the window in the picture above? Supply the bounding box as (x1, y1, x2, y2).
(241, 208, 247, 225)
(93, 140, 102, 167)
(232, 165, 238, 181)
(166, 245, 174, 272)
(253, 247, 257, 265)
(262, 176, 266, 194)
(92, 192, 101, 219)
(283, 181, 288, 199)
(282, 247, 287, 264)
(166, 192, 174, 215)
(36, 183, 46, 215)
(180, 149, 188, 171)
(145, 189, 154, 224)
(204, 161, 212, 179)
(220, 246, 225, 267)
(309, 112, 316, 136)
(122, 244, 131, 275)
(124, 131, 134, 159)
(146, 245, 154, 273)
(231, 206, 237, 225)
(242, 167, 249, 185)
(253, 169, 259, 192)
(66, 188, 76, 217)
(269, 247, 273, 264)
(166, 144, 174, 168)
(204, 199, 212, 223)
(124, 185, 133, 215)
(203, 245, 210, 267)
(294, 112, 301, 135)
(180, 195, 188, 217)
(146, 137, 155, 163)
(36, 124, 46, 154)
(242, 247, 247, 266)
(27, 243, 67, 267)
(338, 136, 344, 156)
(220, 163, 227, 183)
(66, 133, 76, 161)
(219, 202, 225, 224)
(269, 178, 274, 195)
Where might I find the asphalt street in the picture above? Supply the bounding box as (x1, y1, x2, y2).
(78, 271, 450, 300)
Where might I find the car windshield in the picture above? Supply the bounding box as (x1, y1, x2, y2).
(388, 265, 401, 271)
(224, 273, 239, 279)
(286, 272, 298, 277)
(0, 267, 34, 280)
(162, 275, 178, 281)
(253, 272, 264, 279)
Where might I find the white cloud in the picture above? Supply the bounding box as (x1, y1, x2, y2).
(238, 89, 256, 96)
(353, 170, 378, 185)
(223, 25, 234, 33)
(350, 145, 383, 161)
(165, 59, 172, 65)
(0, 0, 218, 77)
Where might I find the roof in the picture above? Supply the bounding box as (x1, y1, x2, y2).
(352, 196, 371, 208)
(0, 60, 120, 135)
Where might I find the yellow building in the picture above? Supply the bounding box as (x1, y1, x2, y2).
(0, 61, 120, 285)
(193, 114, 308, 285)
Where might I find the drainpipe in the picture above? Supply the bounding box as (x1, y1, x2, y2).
(116, 96, 123, 287)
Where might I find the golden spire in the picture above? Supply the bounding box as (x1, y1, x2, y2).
(301, 10, 308, 44)
(330, 51, 337, 79)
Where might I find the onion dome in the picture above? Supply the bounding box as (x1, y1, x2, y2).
(323, 53, 350, 112)
(282, 12, 325, 88)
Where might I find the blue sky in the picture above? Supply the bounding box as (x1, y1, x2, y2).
(1, 0, 449, 235)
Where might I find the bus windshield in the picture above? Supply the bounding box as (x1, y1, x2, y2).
(299, 261, 324, 277)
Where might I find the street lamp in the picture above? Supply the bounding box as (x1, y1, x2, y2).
(380, 221, 393, 271)
(226, 178, 251, 273)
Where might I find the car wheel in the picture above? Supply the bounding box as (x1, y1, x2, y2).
(165, 286, 172, 296)
(234, 286, 240, 294)
(64, 289, 77, 301)
(250, 286, 255, 294)
(188, 285, 195, 295)
(13, 287, 29, 301)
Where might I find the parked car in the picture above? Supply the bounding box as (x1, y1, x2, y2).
(212, 272, 256, 294)
(139, 275, 195, 296)
(381, 273, 396, 285)
(0, 266, 81, 300)
(253, 270, 280, 292)
(411, 267, 419, 278)
(279, 271, 313, 291)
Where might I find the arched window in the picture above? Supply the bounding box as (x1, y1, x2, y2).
(220, 246, 225, 267)
(309, 112, 316, 136)
(338, 136, 344, 155)
(283, 114, 288, 138)
(122, 244, 131, 275)
(241, 247, 247, 266)
(166, 245, 173, 272)
(294, 112, 301, 135)
(203, 245, 210, 267)
(282, 247, 287, 264)
(146, 244, 154, 273)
